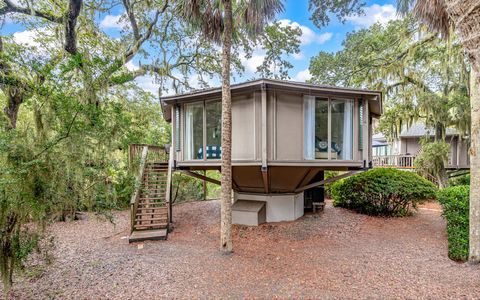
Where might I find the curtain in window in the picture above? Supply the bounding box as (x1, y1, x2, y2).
(175, 106, 181, 151)
(185, 106, 193, 160)
(342, 100, 353, 160)
(303, 95, 315, 160)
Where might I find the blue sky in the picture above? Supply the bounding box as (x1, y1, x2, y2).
(277, 0, 397, 81)
(3, 0, 399, 94)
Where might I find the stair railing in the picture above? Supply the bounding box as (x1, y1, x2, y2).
(165, 145, 174, 224)
(129, 144, 168, 170)
(130, 146, 148, 233)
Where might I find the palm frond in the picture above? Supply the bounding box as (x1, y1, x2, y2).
(241, 0, 284, 38)
(398, 0, 451, 37)
(413, 0, 451, 37)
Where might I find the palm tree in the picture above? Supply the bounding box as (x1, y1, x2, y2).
(397, 0, 480, 263)
(176, 0, 284, 253)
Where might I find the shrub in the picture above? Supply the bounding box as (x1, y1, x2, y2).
(331, 168, 437, 217)
(324, 170, 340, 198)
(437, 185, 469, 261)
(448, 173, 470, 186)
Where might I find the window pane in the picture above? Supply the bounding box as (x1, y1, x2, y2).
(185, 103, 203, 160)
(206, 101, 222, 159)
(315, 98, 329, 160)
(331, 99, 353, 160)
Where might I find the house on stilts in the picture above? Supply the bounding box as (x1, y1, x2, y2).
(128, 79, 382, 242)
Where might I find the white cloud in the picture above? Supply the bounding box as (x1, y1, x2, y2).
(243, 52, 265, 73)
(13, 29, 38, 46)
(294, 69, 312, 82)
(12, 27, 58, 52)
(135, 75, 161, 95)
(134, 72, 219, 96)
(125, 61, 139, 71)
(292, 52, 303, 60)
(278, 19, 333, 46)
(100, 14, 128, 29)
(345, 4, 398, 28)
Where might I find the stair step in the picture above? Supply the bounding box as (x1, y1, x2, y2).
(137, 206, 167, 209)
(134, 223, 168, 229)
(129, 228, 167, 243)
(141, 185, 166, 187)
(135, 217, 168, 222)
(136, 212, 168, 216)
(138, 199, 165, 202)
(137, 206, 167, 210)
(142, 180, 167, 183)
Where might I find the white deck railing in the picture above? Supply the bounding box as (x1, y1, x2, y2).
(372, 155, 417, 168)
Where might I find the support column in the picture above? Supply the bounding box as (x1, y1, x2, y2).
(261, 83, 269, 193)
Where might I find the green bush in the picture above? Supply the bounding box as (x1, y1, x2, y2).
(437, 185, 469, 261)
(324, 170, 340, 198)
(448, 174, 470, 186)
(331, 168, 437, 217)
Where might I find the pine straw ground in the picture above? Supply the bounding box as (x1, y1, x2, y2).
(4, 200, 480, 299)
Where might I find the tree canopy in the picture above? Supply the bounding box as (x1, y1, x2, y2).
(0, 0, 301, 289)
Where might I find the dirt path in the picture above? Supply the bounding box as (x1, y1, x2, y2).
(5, 200, 480, 299)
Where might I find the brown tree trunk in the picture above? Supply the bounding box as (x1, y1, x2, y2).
(3, 88, 24, 129)
(444, 0, 480, 263)
(434, 122, 444, 142)
(220, 0, 233, 253)
(434, 122, 447, 187)
(469, 67, 480, 262)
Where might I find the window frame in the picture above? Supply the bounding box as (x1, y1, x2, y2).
(304, 96, 356, 161)
(183, 99, 222, 161)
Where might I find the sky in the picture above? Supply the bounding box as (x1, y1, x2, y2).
(2, 0, 399, 95)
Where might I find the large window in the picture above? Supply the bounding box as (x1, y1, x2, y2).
(304, 97, 354, 160)
(315, 98, 329, 160)
(185, 102, 203, 160)
(331, 99, 353, 160)
(206, 101, 222, 159)
(184, 101, 222, 160)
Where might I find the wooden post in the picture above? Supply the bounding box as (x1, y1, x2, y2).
(203, 170, 207, 200)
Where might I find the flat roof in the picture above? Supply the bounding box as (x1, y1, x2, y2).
(161, 78, 382, 120)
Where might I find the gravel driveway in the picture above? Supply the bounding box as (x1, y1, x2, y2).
(5, 200, 480, 299)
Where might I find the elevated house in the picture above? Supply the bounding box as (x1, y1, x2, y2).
(128, 79, 382, 241)
(372, 123, 470, 169)
(163, 79, 381, 222)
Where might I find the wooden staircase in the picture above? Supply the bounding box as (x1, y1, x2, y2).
(129, 145, 173, 243)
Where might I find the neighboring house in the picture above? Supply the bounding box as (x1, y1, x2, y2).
(372, 123, 470, 169)
(161, 79, 382, 225)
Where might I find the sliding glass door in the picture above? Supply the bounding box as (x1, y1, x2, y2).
(185, 100, 222, 160)
(304, 97, 354, 160)
(205, 101, 222, 159)
(331, 99, 353, 160)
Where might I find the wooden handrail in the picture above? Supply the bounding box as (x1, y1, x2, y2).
(165, 145, 174, 224)
(129, 144, 168, 172)
(130, 146, 148, 233)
